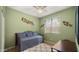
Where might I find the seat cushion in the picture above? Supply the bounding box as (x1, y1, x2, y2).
(21, 36, 42, 41)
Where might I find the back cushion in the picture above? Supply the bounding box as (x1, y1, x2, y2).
(17, 32, 26, 38)
(33, 32, 38, 35)
(25, 32, 33, 37)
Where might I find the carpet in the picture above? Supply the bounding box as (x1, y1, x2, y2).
(23, 43, 53, 52)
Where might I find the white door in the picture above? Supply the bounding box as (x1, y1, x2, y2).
(0, 9, 5, 52)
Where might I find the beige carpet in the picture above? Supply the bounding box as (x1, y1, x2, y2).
(23, 43, 53, 52)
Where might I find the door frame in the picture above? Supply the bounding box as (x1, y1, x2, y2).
(0, 7, 5, 52)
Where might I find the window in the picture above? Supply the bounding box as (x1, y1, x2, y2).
(45, 17, 60, 34)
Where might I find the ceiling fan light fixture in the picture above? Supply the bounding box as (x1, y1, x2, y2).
(33, 6, 46, 13)
(37, 9, 43, 13)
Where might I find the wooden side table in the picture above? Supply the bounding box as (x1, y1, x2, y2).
(51, 40, 77, 52)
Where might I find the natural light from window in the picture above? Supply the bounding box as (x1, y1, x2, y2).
(45, 17, 60, 34)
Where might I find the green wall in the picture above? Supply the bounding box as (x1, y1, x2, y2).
(5, 7, 76, 49)
(5, 7, 39, 48)
(0, 7, 2, 51)
(40, 7, 76, 44)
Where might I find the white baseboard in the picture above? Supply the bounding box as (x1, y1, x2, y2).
(4, 46, 15, 51)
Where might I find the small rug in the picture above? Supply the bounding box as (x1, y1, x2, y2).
(23, 43, 53, 52)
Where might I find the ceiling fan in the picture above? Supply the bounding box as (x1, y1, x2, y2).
(33, 6, 47, 13)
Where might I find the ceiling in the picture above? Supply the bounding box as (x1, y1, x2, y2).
(8, 6, 71, 18)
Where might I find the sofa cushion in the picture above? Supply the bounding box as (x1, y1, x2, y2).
(17, 32, 26, 38)
(33, 32, 38, 36)
(21, 36, 43, 41)
(25, 31, 33, 37)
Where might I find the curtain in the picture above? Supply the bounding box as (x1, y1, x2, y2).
(45, 17, 60, 34)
